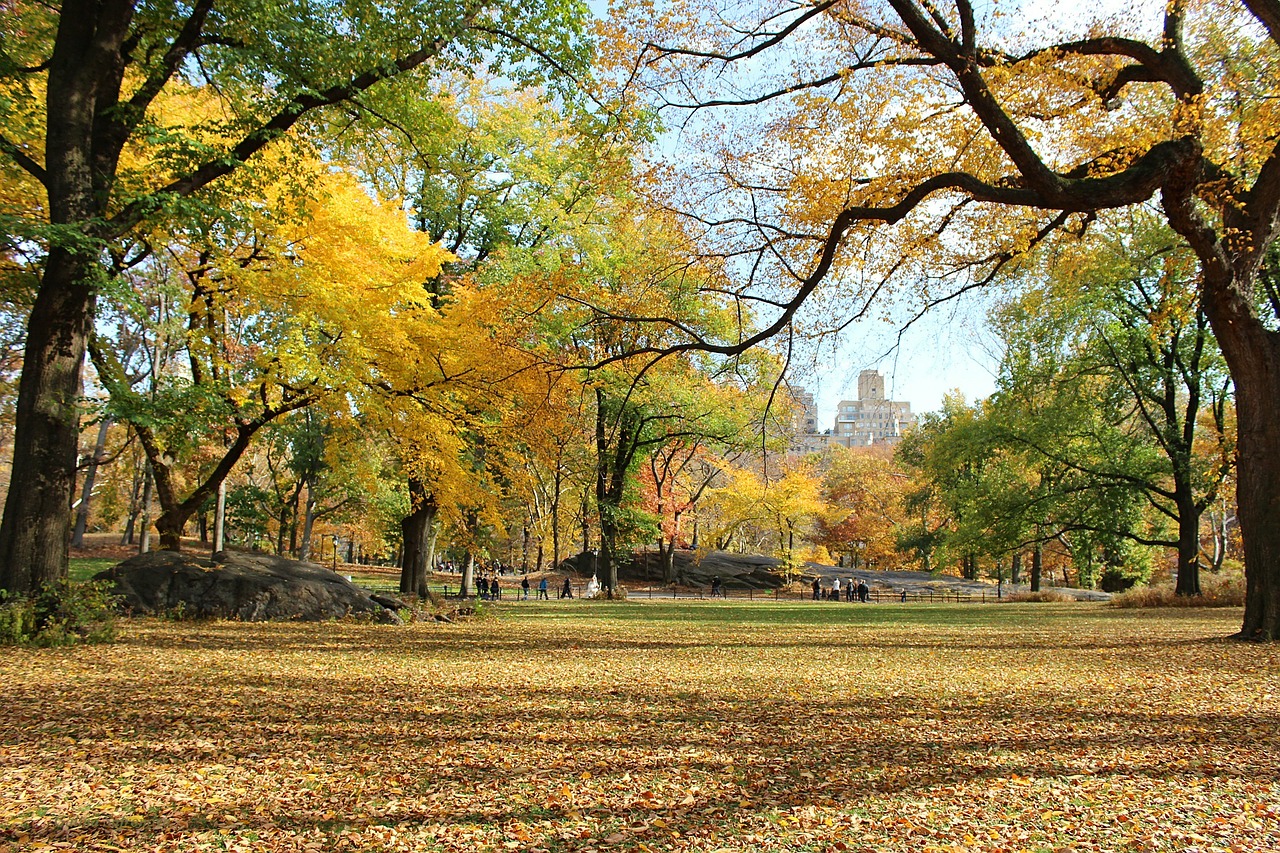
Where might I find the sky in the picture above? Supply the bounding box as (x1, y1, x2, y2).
(793, 295, 1002, 425)
(622, 0, 1156, 422)
(791, 0, 1150, 421)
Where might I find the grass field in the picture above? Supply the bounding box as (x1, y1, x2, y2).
(1, 601, 1277, 852)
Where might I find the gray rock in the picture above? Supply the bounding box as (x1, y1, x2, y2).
(96, 550, 405, 623)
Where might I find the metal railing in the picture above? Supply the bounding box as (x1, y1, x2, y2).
(358, 579, 1005, 604)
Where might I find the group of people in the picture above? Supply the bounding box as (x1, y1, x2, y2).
(475, 574, 572, 601)
(812, 576, 871, 602)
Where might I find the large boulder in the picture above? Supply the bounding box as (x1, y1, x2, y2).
(97, 550, 405, 623)
(564, 549, 788, 589)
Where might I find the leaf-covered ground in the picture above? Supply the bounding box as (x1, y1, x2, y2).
(2, 602, 1277, 852)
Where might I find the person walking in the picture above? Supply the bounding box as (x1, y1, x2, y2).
(710, 575, 723, 599)
(521, 575, 530, 600)
(812, 577, 821, 601)
(845, 579, 855, 602)
(858, 579, 870, 602)
(561, 576, 572, 599)
(538, 577, 549, 600)
(831, 576, 841, 601)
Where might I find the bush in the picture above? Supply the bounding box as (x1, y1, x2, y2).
(0, 580, 119, 646)
(1004, 590, 1073, 603)
(586, 585, 627, 600)
(1110, 569, 1245, 609)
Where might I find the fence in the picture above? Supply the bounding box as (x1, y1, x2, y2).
(625, 586, 1005, 603)
(359, 578, 1005, 604)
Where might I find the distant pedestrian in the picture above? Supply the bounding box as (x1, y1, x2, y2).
(711, 575, 723, 598)
(812, 578, 821, 601)
(832, 577, 841, 601)
(521, 576, 530, 600)
(846, 579, 855, 602)
(538, 577, 550, 600)
(491, 578, 501, 600)
(561, 576, 572, 599)
(858, 580, 869, 602)
(900, 588, 908, 603)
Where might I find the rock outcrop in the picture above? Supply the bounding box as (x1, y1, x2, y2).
(97, 550, 406, 623)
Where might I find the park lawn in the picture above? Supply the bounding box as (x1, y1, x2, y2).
(1, 602, 1276, 853)
(68, 558, 120, 583)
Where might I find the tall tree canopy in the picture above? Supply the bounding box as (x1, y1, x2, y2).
(626, 0, 1280, 638)
(0, 0, 591, 594)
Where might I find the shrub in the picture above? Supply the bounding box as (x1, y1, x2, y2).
(586, 585, 627, 600)
(1110, 569, 1245, 609)
(1004, 590, 1072, 603)
(0, 580, 119, 647)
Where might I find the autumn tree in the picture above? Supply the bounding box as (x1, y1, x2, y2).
(0, 0, 591, 595)
(816, 444, 909, 572)
(701, 457, 829, 578)
(90, 170, 451, 550)
(626, 0, 1280, 637)
(988, 215, 1234, 593)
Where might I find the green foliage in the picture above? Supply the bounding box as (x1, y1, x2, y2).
(600, 504, 659, 552)
(0, 581, 119, 647)
(225, 484, 275, 547)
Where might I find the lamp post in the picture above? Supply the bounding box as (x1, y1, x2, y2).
(331, 534, 338, 572)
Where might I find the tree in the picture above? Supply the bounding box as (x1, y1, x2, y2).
(0, 0, 590, 595)
(817, 444, 909, 572)
(627, 0, 1280, 637)
(988, 215, 1234, 593)
(90, 169, 451, 550)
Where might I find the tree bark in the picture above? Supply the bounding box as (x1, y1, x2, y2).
(298, 482, 316, 560)
(1174, 486, 1203, 596)
(1189, 257, 1280, 638)
(1031, 542, 1042, 592)
(138, 461, 153, 554)
(398, 477, 435, 595)
(0, 251, 95, 595)
(1216, 326, 1280, 639)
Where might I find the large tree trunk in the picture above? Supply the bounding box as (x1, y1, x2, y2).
(398, 478, 435, 595)
(1219, 333, 1280, 639)
(0, 251, 95, 595)
(659, 538, 677, 583)
(0, 0, 131, 593)
(1196, 263, 1280, 639)
(155, 506, 187, 550)
(461, 552, 475, 598)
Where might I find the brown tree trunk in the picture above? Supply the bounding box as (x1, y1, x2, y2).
(1222, 341, 1280, 639)
(1196, 266, 1280, 639)
(299, 482, 317, 560)
(0, 251, 95, 595)
(1174, 487, 1203, 596)
(1031, 542, 1042, 593)
(398, 477, 434, 595)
